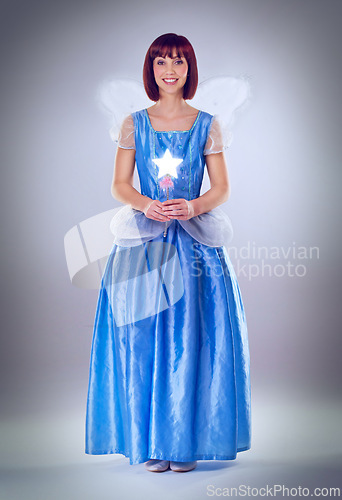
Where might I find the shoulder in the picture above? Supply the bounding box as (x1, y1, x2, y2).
(132, 108, 146, 118)
(130, 109, 148, 127)
(182, 105, 213, 124)
(119, 114, 135, 134)
(196, 109, 213, 122)
(198, 109, 213, 119)
(197, 110, 215, 132)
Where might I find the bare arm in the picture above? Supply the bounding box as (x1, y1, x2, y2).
(111, 147, 147, 210)
(111, 147, 170, 221)
(190, 152, 230, 216)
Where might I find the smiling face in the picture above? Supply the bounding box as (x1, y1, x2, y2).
(153, 49, 188, 97)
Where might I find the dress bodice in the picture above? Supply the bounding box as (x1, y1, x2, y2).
(132, 109, 214, 202)
(110, 108, 234, 249)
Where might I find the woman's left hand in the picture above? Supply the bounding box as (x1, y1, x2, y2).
(161, 198, 196, 220)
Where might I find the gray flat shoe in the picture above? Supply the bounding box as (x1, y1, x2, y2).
(144, 459, 170, 472)
(170, 460, 197, 472)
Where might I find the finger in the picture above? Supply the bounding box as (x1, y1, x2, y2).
(153, 211, 171, 220)
(149, 214, 170, 221)
(164, 201, 183, 206)
(162, 205, 183, 212)
(153, 206, 165, 214)
(146, 205, 169, 218)
(154, 202, 165, 210)
(155, 209, 170, 218)
(164, 210, 182, 216)
(162, 199, 182, 205)
(168, 207, 187, 213)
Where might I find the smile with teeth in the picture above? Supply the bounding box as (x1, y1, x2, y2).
(163, 78, 178, 84)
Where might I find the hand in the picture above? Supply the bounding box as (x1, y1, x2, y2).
(143, 198, 171, 222)
(161, 198, 196, 220)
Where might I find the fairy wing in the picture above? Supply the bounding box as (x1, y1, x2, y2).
(96, 78, 154, 142)
(189, 75, 252, 196)
(96, 75, 251, 144)
(191, 75, 252, 147)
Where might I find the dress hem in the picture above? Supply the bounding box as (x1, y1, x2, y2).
(85, 445, 251, 465)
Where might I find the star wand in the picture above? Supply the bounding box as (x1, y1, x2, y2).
(159, 175, 174, 237)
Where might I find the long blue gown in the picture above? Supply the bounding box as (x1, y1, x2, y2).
(85, 109, 251, 465)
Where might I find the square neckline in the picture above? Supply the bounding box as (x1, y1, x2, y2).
(144, 108, 201, 133)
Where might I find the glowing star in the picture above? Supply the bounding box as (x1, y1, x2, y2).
(152, 149, 182, 179)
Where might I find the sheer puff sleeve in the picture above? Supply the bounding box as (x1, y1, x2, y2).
(204, 116, 232, 155)
(117, 114, 135, 150)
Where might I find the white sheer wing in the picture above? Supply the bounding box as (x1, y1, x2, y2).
(96, 78, 154, 142)
(191, 75, 252, 148)
(96, 75, 252, 145)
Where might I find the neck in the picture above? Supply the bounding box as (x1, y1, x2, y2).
(153, 93, 188, 117)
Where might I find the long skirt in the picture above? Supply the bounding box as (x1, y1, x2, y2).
(85, 220, 251, 465)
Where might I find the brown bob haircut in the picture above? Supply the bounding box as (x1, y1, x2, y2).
(143, 33, 198, 102)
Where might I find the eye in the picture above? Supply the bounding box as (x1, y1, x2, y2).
(156, 60, 165, 65)
(174, 59, 183, 64)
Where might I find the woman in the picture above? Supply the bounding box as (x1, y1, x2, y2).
(85, 33, 251, 473)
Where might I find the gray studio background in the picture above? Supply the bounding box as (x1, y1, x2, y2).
(1, 0, 341, 499)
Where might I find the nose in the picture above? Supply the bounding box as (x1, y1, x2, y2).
(164, 60, 175, 74)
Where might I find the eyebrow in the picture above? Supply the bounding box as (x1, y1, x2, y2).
(155, 55, 184, 59)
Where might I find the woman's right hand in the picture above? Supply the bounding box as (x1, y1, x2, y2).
(143, 198, 171, 222)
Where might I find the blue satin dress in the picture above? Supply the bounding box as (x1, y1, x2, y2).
(85, 109, 251, 465)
